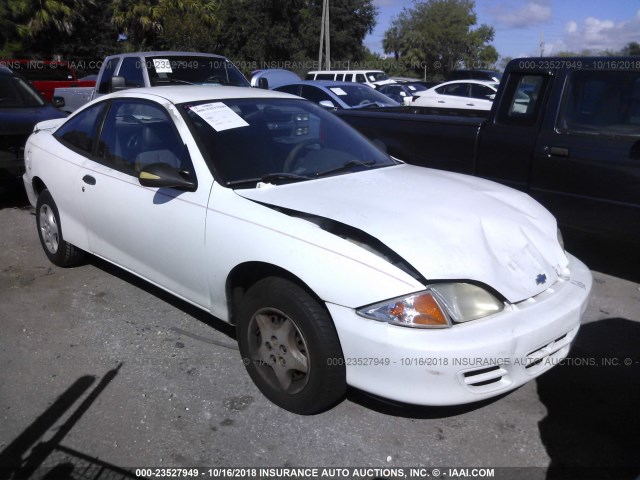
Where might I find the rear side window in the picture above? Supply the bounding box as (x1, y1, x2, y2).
(54, 102, 107, 154)
(300, 85, 334, 104)
(496, 74, 547, 126)
(469, 84, 495, 100)
(558, 71, 640, 137)
(437, 83, 469, 97)
(315, 73, 334, 80)
(275, 84, 300, 96)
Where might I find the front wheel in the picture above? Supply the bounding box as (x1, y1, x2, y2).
(237, 277, 346, 414)
(35, 189, 84, 267)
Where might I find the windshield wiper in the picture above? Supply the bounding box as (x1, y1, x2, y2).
(315, 160, 377, 178)
(226, 172, 312, 187)
(154, 78, 195, 85)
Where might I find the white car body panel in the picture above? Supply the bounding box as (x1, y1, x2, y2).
(413, 80, 497, 111)
(22, 85, 592, 407)
(237, 165, 566, 303)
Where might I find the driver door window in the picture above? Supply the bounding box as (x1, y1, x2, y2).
(97, 99, 193, 177)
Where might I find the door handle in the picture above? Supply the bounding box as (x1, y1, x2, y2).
(437, 100, 445, 103)
(546, 146, 569, 157)
(82, 175, 96, 185)
(466, 103, 475, 106)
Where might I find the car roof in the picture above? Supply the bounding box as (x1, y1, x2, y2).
(104, 51, 229, 60)
(106, 85, 297, 104)
(278, 80, 368, 89)
(432, 79, 498, 88)
(307, 69, 384, 74)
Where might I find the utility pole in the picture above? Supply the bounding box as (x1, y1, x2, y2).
(539, 31, 545, 57)
(318, 0, 331, 70)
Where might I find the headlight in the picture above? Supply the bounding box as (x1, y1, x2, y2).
(356, 283, 504, 329)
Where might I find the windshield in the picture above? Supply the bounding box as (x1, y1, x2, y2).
(181, 98, 396, 187)
(147, 56, 249, 87)
(367, 72, 389, 82)
(0, 74, 46, 107)
(325, 84, 400, 108)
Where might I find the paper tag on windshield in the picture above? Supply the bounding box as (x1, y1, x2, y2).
(153, 59, 173, 73)
(329, 87, 347, 96)
(190, 102, 249, 132)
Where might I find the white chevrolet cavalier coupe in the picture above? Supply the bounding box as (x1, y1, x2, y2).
(23, 86, 592, 414)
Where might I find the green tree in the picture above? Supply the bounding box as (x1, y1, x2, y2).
(111, 0, 219, 52)
(211, 0, 376, 71)
(382, 0, 497, 79)
(623, 42, 640, 56)
(3, 0, 96, 57)
(154, 0, 218, 51)
(110, 0, 162, 51)
(55, 2, 119, 71)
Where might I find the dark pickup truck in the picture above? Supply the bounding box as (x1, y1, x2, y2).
(337, 57, 640, 243)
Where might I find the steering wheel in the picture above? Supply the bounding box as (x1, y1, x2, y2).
(283, 139, 323, 172)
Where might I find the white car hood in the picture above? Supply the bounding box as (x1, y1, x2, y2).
(236, 165, 568, 303)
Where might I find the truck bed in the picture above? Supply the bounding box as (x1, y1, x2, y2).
(336, 106, 485, 175)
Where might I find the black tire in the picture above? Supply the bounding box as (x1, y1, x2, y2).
(237, 277, 346, 414)
(35, 189, 84, 267)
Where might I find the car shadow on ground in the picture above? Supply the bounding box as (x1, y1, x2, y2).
(88, 256, 238, 346)
(537, 318, 640, 480)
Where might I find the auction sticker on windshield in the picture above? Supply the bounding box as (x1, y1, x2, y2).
(153, 59, 173, 73)
(329, 87, 347, 96)
(190, 102, 249, 131)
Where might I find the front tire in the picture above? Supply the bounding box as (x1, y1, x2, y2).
(237, 277, 346, 414)
(35, 189, 84, 267)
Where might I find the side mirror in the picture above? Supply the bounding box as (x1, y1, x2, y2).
(257, 77, 269, 89)
(139, 162, 196, 191)
(51, 96, 65, 108)
(319, 100, 336, 109)
(110, 76, 128, 92)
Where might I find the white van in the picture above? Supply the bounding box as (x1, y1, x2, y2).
(305, 70, 395, 88)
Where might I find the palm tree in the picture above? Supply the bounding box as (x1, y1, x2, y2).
(9, 0, 95, 38)
(111, 0, 218, 51)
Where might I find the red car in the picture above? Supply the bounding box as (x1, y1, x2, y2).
(0, 59, 95, 101)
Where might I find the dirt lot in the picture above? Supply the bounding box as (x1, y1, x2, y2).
(1, 182, 639, 479)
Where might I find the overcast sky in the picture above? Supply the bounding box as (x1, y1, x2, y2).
(365, 0, 640, 58)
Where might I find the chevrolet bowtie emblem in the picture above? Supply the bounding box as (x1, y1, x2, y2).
(536, 273, 547, 285)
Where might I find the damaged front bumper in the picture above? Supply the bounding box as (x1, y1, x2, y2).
(327, 253, 592, 406)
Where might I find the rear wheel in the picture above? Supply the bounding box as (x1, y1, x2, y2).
(237, 277, 346, 414)
(36, 189, 84, 267)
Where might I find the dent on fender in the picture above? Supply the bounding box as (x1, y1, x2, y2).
(253, 200, 428, 286)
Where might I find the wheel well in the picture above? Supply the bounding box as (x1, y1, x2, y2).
(32, 177, 47, 197)
(225, 262, 325, 325)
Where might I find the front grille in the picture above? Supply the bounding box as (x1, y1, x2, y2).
(525, 331, 573, 375)
(460, 364, 509, 392)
